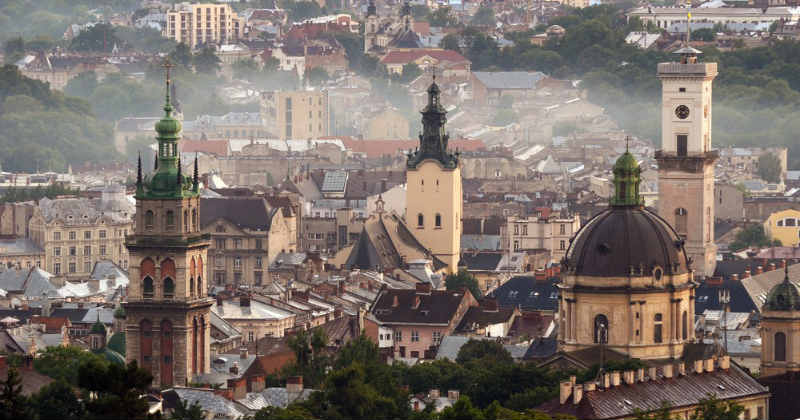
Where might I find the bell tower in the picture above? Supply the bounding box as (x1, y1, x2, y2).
(124, 60, 211, 388)
(364, 0, 379, 53)
(405, 76, 461, 274)
(655, 46, 718, 278)
(761, 263, 800, 377)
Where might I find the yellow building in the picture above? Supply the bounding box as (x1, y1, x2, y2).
(405, 80, 461, 274)
(164, 3, 243, 48)
(260, 90, 329, 140)
(764, 209, 800, 247)
(366, 108, 410, 140)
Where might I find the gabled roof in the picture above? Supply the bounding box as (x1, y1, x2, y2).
(371, 288, 472, 325)
(490, 276, 559, 311)
(200, 197, 276, 231)
(380, 48, 470, 65)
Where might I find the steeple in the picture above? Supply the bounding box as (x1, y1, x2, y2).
(610, 138, 643, 207)
(367, 0, 377, 17)
(136, 152, 143, 195)
(407, 73, 458, 169)
(193, 153, 199, 192)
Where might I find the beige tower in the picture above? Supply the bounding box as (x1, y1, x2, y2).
(655, 47, 718, 278)
(124, 67, 212, 388)
(364, 0, 379, 53)
(405, 79, 462, 274)
(760, 264, 800, 377)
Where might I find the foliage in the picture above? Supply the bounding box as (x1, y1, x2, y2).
(428, 6, 459, 27)
(456, 339, 513, 365)
(282, 0, 324, 22)
(34, 346, 109, 386)
(78, 360, 153, 420)
(170, 399, 206, 420)
(193, 47, 222, 75)
(31, 380, 86, 420)
(692, 394, 744, 420)
(169, 43, 194, 69)
(440, 33, 461, 53)
(440, 395, 485, 420)
(691, 28, 716, 42)
(285, 328, 329, 388)
(729, 224, 779, 251)
(70, 23, 120, 53)
(553, 120, 584, 137)
(757, 153, 782, 183)
(306, 67, 330, 87)
(471, 6, 496, 27)
(399, 63, 423, 84)
(0, 184, 76, 204)
(0, 367, 29, 420)
(116, 26, 177, 53)
(251, 405, 316, 420)
(445, 269, 482, 299)
(335, 32, 378, 76)
(492, 108, 517, 126)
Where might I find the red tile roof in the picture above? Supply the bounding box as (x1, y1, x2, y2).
(380, 49, 470, 65)
(340, 138, 485, 158)
(180, 140, 230, 156)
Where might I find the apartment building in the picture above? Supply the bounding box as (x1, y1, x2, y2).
(505, 214, 581, 263)
(260, 90, 329, 140)
(164, 3, 244, 48)
(28, 186, 133, 284)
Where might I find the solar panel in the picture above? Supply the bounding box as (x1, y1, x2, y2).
(321, 171, 348, 192)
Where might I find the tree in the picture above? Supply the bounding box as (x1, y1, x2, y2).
(456, 339, 513, 365)
(428, 6, 458, 27)
(78, 360, 153, 420)
(233, 58, 261, 80)
(64, 71, 98, 98)
(399, 63, 422, 84)
(169, 43, 193, 68)
(691, 28, 716, 42)
(440, 33, 461, 53)
(729, 224, 775, 251)
(171, 399, 205, 420)
(70, 23, 121, 53)
(305, 67, 330, 87)
(31, 380, 86, 420)
(757, 152, 782, 183)
(439, 395, 485, 420)
(445, 269, 482, 299)
(3, 37, 24, 63)
(0, 367, 30, 420)
(472, 6, 496, 27)
(252, 405, 316, 420)
(282, 0, 323, 22)
(692, 394, 744, 420)
(193, 47, 221, 74)
(34, 346, 109, 386)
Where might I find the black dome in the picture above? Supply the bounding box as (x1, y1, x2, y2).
(564, 207, 690, 278)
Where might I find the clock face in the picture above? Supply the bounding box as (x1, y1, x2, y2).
(675, 105, 690, 119)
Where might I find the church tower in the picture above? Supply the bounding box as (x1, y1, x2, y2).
(760, 263, 800, 377)
(364, 0, 379, 53)
(124, 61, 211, 388)
(405, 77, 461, 274)
(655, 46, 718, 278)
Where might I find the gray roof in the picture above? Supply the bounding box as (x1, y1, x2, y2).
(461, 234, 501, 251)
(90, 260, 127, 282)
(473, 71, 545, 90)
(166, 388, 248, 419)
(435, 335, 528, 361)
(238, 387, 315, 410)
(0, 238, 44, 256)
(210, 310, 242, 341)
(39, 195, 133, 225)
(0, 267, 57, 297)
(213, 300, 294, 321)
(321, 171, 348, 192)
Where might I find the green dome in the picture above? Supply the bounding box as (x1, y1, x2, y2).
(764, 265, 800, 311)
(609, 145, 644, 207)
(90, 319, 107, 335)
(93, 347, 126, 366)
(155, 115, 181, 140)
(613, 151, 638, 173)
(107, 332, 126, 356)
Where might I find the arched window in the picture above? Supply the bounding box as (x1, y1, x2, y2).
(654, 313, 663, 343)
(675, 208, 688, 236)
(776, 332, 787, 362)
(192, 209, 197, 230)
(140, 319, 153, 372)
(143, 276, 154, 298)
(145, 210, 154, 230)
(184, 210, 189, 232)
(197, 276, 203, 297)
(594, 314, 608, 344)
(163, 277, 175, 299)
(166, 211, 175, 229)
(435, 213, 442, 228)
(417, 213, 424, 228)
(618, 181, 626, 201)
(682, 311, 688, 340)
(189, 277, 195, 297)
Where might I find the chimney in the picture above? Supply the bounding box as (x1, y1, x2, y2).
(583, 382, 596, 392)
(694, 360, 704, 374)
(392, 295, 399, 307)
(429, 389, 440, 399)
(610, 371, 620, 387)
(415, 282, 432, 294)
(648, 367, 657, 380)
(756, 266, 763, 275)
(240, 347, 248, 359)
(623, 370, 635, 385)
(447, 390, 460, 401)
(559, 380, 572, 404)
(287, 376, 304, 393)
(663, 364, 674, 379)
(636, 368, 645, 382)
(572, 384, 583, 405)
(731, 273, 739, 281)
(704, 358, 714, 373)
(230, 361, 239, 375)
(677, 363, 686, 376)
(720, 355, 731, 370)
(781, 259, 787, 269)
(570, 375, 576, 386)
(602, 373, 610, 389)
(769, 262, 776, 272)
(240, 296, 250, 307)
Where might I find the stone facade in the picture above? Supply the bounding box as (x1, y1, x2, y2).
(260, 90, 329, 140)
(715, 183, 744, 221)
(164, 3, 243, 49)
(506, 215, 580, 263)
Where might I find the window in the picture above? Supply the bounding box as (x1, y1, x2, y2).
(255, 239, 263, 249)
(234, 257, 242, 270)
(787, 218, 797, 227)
(513, 240, 520, 251)
(522, 224, 528, 235)
(435, 214, 442, 228)
(594, 314, 608, 344)
(99, 230, 106, 239)
(54, 247, 61, 257)
(234, 239, 242, 249)
(248, 332, 254, 342)
(215, 272, 225, 285)
(417, 213, 424, 227)
(255, 272, 263, 285)
(184, 210, 189, 232)
(514, 224, 519, 235)
(256, 256, 263, 268)
(164, 277, 175, 299)
(53, 263, 61, 275)
(775, 332, 787, 361)
(145, 211, 154, 229)
(394, 330, 402, 342)
(411, 330, 419, 342)
(84, 246, 91, 256)
(433, 331, 442, 344)
(675, 208, 688, 236)
(216, 239, 226, 249)
(166, 211, 175, 228)
(560, 224, 566, 235)
(69, 231, 76, 240)
(560, 240, 565, 250)
(654, 313, 663, 343)
(679, 87, 686, 92)
(53, 232, 61, 241)
(216, 225, 225, 233)
(84, 231, 91, 240)
(100, 245, 106, 256)
(69, 246, 76, 256)
(758, 406, 764, 420)
(69, 262, 76, 273)
(84, 261, 91, 273)
(677, 134, 688, 157)
(682, 311, 688, 340)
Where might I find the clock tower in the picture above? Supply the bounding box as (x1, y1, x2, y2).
(655, 47, 718, 278)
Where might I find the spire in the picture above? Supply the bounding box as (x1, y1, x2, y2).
(609, 140, 644, 207)
(177, 155, 182, 186)
(367, 0, 377, 17)
(193, 153, 199, 192)
(407, 72, 457, 169)
(136, 152, 143, 194)
(164, 58, 173, 115)
(154, 152, 158, 170)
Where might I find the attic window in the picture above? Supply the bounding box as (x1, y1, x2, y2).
(679, 87, 686, 92)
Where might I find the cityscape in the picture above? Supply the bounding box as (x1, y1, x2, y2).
(2, 0, 800, 419)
